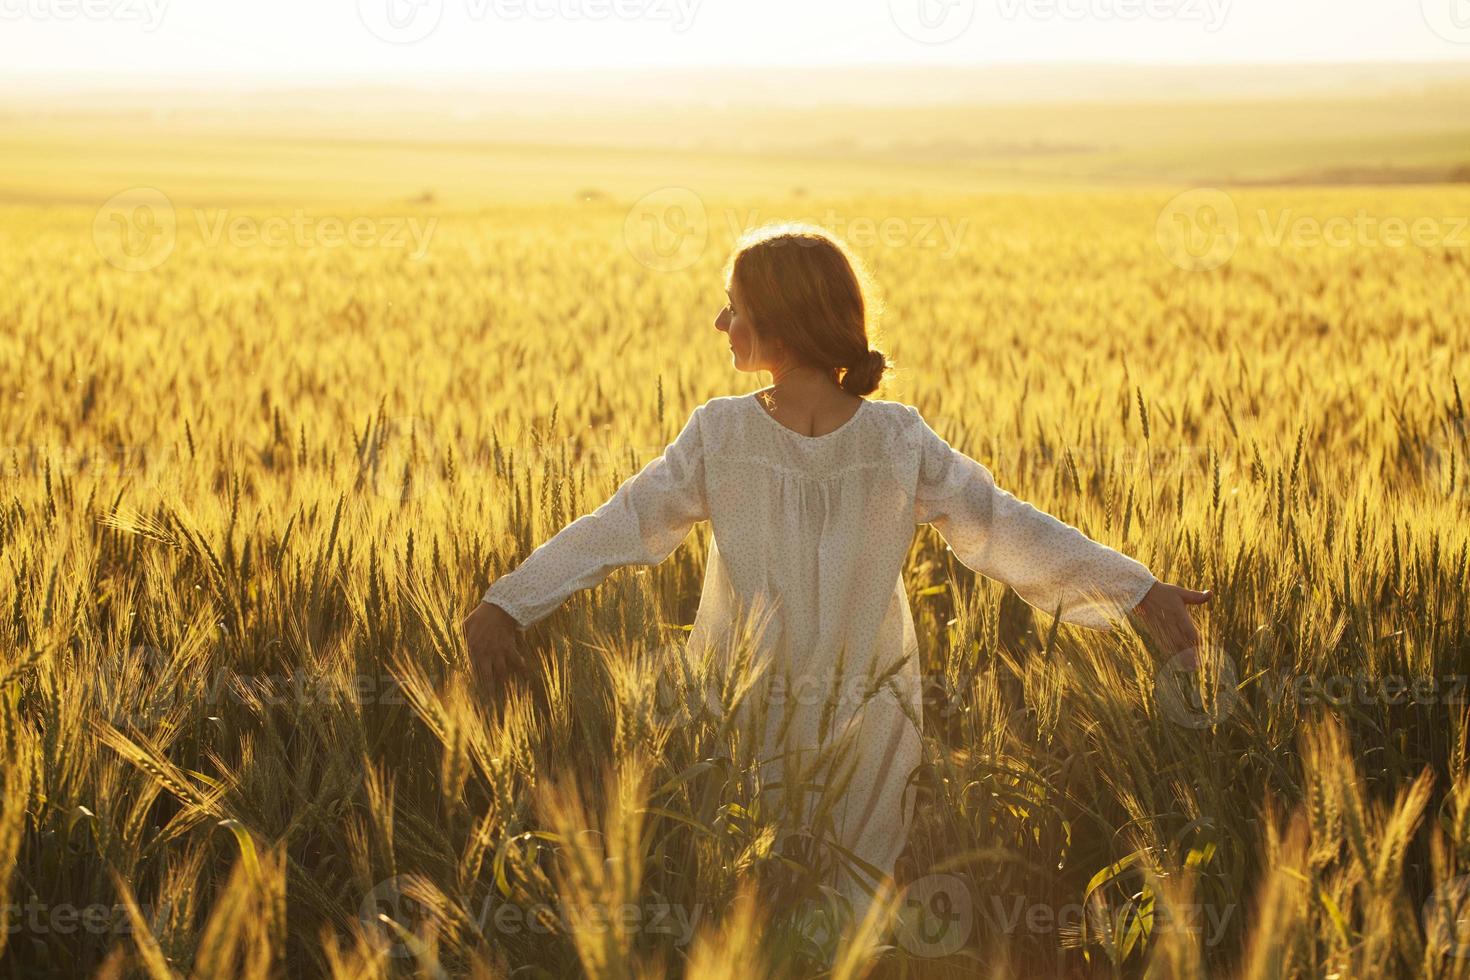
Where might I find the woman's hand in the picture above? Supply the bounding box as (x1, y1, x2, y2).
(462, 601, 527, 696)
(1131, 581, 1213, 666)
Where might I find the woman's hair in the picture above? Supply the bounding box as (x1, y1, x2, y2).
(724, 222, 891, 396)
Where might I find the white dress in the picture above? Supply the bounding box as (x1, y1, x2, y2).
(483, 392, 1157, 922)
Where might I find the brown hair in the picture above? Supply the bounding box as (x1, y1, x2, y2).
(724, 222, 891, 396)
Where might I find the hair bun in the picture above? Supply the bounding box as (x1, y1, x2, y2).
(840, 348, 889, 396)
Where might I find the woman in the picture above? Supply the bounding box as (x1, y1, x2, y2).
(463, 222, 1210, 932)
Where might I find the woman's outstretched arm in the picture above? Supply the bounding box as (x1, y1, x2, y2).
(907, 406, 1209, 649)
(465, 404, 710, 691)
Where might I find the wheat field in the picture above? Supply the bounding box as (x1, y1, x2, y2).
(1, 175, 1469, 978)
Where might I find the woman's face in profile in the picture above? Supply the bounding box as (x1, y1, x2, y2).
(715, 283, 777, 374)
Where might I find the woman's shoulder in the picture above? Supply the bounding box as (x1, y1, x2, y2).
(686, 394, 942, 474)
(693, 394, 752, 430)
(863, 398, 930, 439)
(695, 393, 918, 428)
(698, 393, 752, 414)
(684, 395, 750, 452)
(863, 397, 921, 421)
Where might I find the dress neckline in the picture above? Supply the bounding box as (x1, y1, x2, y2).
(747, 391, 866, 441)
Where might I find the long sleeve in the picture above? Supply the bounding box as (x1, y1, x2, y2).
(483, 404, 710, 629)
(907, 407, 1156, 632)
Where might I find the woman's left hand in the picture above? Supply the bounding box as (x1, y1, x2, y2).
(1131, 580, 1213, 666)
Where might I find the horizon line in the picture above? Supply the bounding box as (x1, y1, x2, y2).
(5, 55, 1470, 84)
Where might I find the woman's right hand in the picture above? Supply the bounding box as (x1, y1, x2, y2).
(462, 601, 528, 696)
(1131, 580, 1213, 667)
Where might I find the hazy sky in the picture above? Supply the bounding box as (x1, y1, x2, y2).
(3, 0, 1469, 76)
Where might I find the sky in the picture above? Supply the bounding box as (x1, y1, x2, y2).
(2, 0, 1469, 77)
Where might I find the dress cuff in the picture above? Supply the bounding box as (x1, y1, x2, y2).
(1119, 568, 1158, 621)
(481, 589, 533, 630)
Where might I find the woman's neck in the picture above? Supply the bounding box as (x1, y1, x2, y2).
(767, 362, 840, 394)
